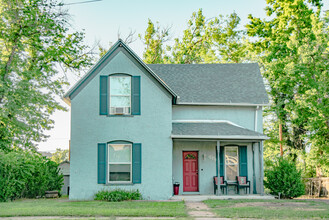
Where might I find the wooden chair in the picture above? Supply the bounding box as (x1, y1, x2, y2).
(213, 176, 228, 195)
(236, 176, 250, 194)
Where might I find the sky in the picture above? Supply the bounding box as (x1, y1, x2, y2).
(36, 0, 329, 152)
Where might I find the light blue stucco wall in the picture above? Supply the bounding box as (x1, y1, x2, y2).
(173, 141, 260, 195)
(173, 141, 217, 195)
(70, 51, 173, 200)
(173, 105, 264, 133)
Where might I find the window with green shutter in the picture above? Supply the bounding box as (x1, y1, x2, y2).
(221, 146, 248, 182)
(99, 75, 141, 116)
(97, 141, 142, 184)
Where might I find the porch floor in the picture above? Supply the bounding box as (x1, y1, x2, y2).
(170, 194, 275, 202)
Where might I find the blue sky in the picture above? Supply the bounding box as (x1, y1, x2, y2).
(37, 0, 329, 152)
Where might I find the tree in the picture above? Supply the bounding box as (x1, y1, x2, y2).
(138, 19, 170, 64)
(0, 0, 93, 151)
(139, 9, 248, 64)
(50, 148, 69, 164)
(247, 0, 329, 175)
(212, 12, 248, 63)
(167, 9, 216, 64)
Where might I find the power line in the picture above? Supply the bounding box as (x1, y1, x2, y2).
(63, 0, 102, 6)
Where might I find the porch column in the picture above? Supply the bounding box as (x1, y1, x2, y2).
(216, 140, 221, 195)
(252, 142, 257, 194)
(259, 141, 264, 195)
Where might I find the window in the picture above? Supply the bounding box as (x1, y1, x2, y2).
(108, 143, 132, 183)
(225, 147, 239, 181)
(109, 75, 131, 115)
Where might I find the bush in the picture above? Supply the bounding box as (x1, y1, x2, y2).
(0, 149, 63, 202)
(94, 189, 142, 202)
(264, 157, 305, 199)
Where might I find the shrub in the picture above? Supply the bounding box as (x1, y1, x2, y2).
(94, 189, 142, 202)
(0, 149, 63, 202)
(264, 157, 305, 199)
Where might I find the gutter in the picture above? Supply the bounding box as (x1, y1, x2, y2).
(171, 135, 270, 140)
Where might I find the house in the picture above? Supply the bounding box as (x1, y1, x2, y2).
(63, 39, 269, 200)
(58, 161, 70, 195)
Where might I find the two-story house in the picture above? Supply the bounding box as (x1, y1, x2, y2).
(64, 39, 269, 200)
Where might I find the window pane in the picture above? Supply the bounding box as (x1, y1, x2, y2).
(109, 164, 131, 181)
(225, 147, 238, 164)
(110, 96, 130, 108)
(226, 165, 238, 181)
(110, 76, 131, 95)
(109, 144, 131, 162)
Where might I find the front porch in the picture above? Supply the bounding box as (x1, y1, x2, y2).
(171, 121, 268, 197)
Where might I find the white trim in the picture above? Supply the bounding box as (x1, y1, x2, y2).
(172, 120, 244, 128)
(176, 102, 270, 107)
(171, 135, 269, 140)
(108, 143, 132, 184)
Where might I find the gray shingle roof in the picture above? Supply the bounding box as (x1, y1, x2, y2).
(147, 63, 269, 105)
(172, 122, 268, 140)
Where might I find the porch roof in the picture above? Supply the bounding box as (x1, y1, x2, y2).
(171, 121, 269, 140)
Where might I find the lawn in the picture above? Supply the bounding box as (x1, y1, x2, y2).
(0, 198, 187, 217)
(204, 199, 329, 219)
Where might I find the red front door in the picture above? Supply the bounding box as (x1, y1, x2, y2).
(183, 151, 199, 192)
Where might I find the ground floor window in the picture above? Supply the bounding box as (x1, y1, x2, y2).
(225, 146, 239, 181)
(108, 143, 132, 183)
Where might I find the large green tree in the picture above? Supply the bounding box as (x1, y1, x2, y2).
(0, 0, 92, 151)
(247, 0, 329, 175)
(140, 9, 248, 64)
(138, 19, 170, 64)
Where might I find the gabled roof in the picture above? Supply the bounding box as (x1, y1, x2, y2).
(172, 121, 268, 140)
(148, 64, 269, 106)
(63, 40, 177, 104)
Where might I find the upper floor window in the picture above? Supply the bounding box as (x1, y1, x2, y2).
(100, 75, 140, 116)
(109, 75, 131, 115)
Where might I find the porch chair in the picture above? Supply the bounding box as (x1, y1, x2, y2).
(236, 176, 250, 194)
(213, 176, 228, 195)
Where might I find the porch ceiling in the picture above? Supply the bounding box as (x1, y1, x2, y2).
(171, 121, 269, 140)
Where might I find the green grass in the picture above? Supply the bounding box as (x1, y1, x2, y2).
(204, 199, 329, 219)
(0, 198, 187, 217)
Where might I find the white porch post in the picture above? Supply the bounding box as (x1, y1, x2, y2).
(216, 140, 221, 195)
(252, 142, 257, 194)
(260, 141, 264, 195)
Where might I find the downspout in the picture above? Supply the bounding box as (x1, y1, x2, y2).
(254, 106, 259, 132)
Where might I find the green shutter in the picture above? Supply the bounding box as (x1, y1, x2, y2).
(132, 143, 142, 183)
(131, 76, 141, 115)
(97, 143, 107, 184)
(239, 146, 248, 177)
(220, 146, 224, 177)
(216, 146, 218, 176)
(100, 76, 108, 115)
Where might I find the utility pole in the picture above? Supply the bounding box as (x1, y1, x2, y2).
(279, 123, 283, 156)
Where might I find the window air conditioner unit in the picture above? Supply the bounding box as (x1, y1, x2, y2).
(113, 107, 130, 115)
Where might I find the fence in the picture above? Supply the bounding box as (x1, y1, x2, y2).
(304, 177, 329, 197)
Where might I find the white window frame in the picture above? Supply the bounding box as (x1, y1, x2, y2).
(109, 75, 131, 115)
(224, 146, 239, 182)
(108, 143, 132, 184)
